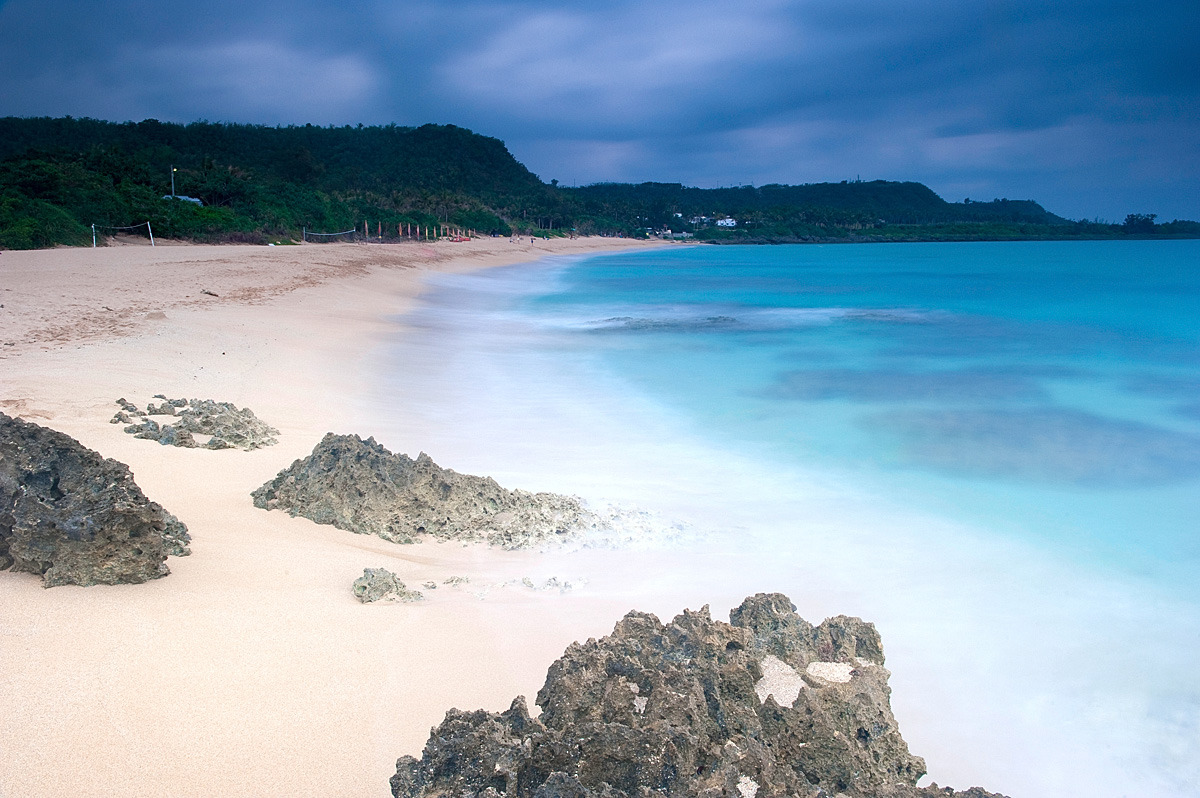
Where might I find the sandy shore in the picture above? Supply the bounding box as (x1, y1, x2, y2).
(0, 238, 674, 798)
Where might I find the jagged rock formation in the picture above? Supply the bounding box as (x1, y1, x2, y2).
(160, 511, 192, 558)
(392, 593, 1007, 798)
(352, 567, 424, 603)
(252, 433, 603, 548)
(1, 412, 189, 587)
(114, 396, 278, 450)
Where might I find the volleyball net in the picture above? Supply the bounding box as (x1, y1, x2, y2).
(91, 221, 154, 247)
(302, 227, 357, 243)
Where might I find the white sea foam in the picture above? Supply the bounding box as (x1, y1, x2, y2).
(364, 253, 1200, 798)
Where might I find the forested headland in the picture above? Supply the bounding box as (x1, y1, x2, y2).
(1, 116, 1196, 249)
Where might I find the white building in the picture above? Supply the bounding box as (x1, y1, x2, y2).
(716, 217, 737, 228)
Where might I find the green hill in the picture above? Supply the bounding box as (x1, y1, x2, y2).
(0, 117, 555, 247)
(0, 116, 1193, 248)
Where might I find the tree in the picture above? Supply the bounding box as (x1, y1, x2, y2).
(1123, 213, 1157, 234)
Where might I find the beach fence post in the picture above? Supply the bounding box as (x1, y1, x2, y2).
(92, 224, 96, 248)
(147, 221, 155, 247)
(302, 227, 307, 243)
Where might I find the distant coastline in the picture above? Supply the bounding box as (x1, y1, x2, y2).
(2, 116, 1196, 250)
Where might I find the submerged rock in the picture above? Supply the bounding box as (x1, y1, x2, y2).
(0, 412, 189, 586)
(353, 567, 423, 603)
(117, 397, 279, 451)
(392, 593, 1007, 798)
(252, 433, 601, 548)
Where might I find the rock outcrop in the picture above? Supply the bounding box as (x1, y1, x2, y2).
(392, 593, 1007, 798)
(1, 412, 189, 587)
(252, 433, 602, 548)
(114, 396, 278, 450)
(352, 567, 424, 603)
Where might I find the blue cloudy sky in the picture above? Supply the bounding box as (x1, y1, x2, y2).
(0, 0, 1196, 221)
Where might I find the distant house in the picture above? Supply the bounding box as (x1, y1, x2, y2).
(163, 195, 204, 206)
(716, 217, 737, 228)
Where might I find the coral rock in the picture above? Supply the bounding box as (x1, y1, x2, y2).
(253, 433, 600, 548)
(353, 567, 423, 603)
(392, 593, 1007, 798)
(1, 412, 188, 586)
(118, 397, 278, 451)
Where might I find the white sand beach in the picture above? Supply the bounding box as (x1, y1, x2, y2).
(0, 238, 674, 798)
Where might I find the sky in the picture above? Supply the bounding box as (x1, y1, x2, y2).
(0, 0, 1196, 222)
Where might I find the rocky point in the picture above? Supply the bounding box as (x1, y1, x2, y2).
(392, 593, 1007, 798)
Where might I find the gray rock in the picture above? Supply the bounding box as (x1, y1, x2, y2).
(156, 425, 197, 448)
(173, 399, 278, 450)
(353, 567, 423, 603)
(161, 511, 192, 557)
(118, 397, 279, 451)
(391, 593, 1007, 798)
(125, 418, 161, 439)
(252, 434, 602, 548)
(0, 412, 188, 587)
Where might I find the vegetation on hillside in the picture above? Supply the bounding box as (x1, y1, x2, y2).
(0, 116, 1195, 249)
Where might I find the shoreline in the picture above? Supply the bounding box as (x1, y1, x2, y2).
(5, 239, 1195, 798)
(0, 238, 673, 797)
(339, 244, 1200, 798)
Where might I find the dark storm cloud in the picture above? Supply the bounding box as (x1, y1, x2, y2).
(1, 0, 1196, 220)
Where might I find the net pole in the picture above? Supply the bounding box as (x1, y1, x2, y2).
(147, 221, 155, 247)
(92, 224, 97, 248)
(303, 227, 307, 243)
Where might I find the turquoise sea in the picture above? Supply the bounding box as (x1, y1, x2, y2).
(377, 240, 1200, 798)
(530, 241, 1200, 587)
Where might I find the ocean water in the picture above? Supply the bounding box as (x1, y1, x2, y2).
(373, 240, 1200, 798)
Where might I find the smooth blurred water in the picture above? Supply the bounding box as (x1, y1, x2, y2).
(523, 241, 1200, 591)
(376, 240, 1200, 798)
